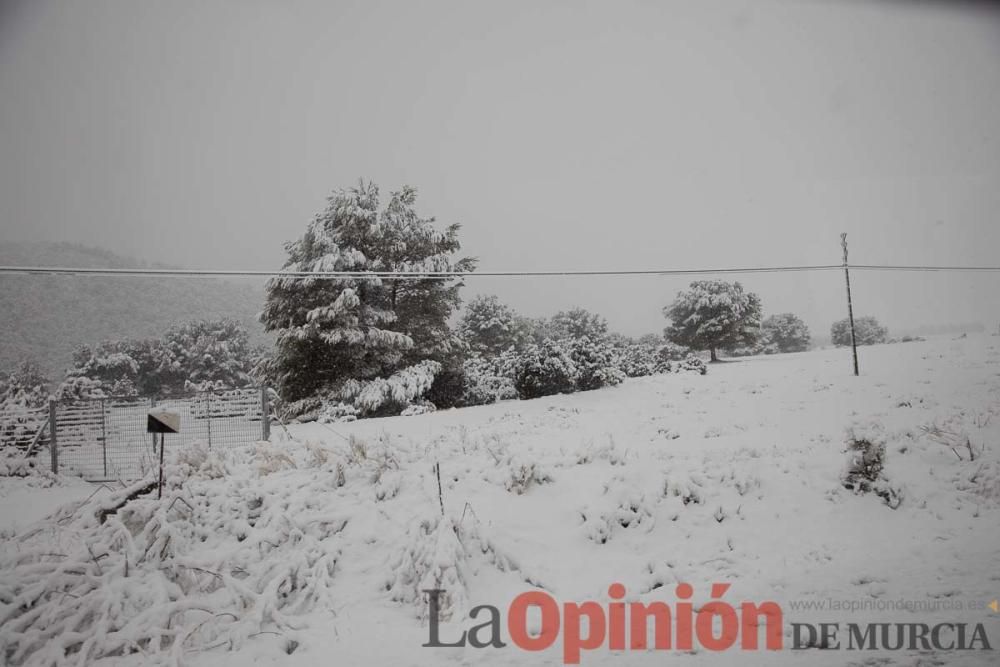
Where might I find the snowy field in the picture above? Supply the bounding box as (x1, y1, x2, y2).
(3, 334, 1000, 666)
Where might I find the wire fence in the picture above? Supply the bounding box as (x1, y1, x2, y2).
(45, 387, 270, 482)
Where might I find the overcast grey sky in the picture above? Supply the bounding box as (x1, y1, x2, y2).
(1, 0, 999, 337)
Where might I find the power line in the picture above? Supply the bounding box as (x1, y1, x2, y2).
(0, 263, 998, 280)
(0, 264, 842, 279)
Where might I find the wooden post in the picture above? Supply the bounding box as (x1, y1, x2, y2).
(260, 386, 271, 441)
(205, 392, 212, 449)
(48, 398, 58, 474)
(157, 433, 165, 499)
(841, 233, 859, 376)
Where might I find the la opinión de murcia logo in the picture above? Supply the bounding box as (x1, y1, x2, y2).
(422, 583, 994, 664)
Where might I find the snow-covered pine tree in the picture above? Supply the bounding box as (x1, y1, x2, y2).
(163, 319, 256, 392)
(261, 181, 475, 415)
(549, 307, 610, 341)
(663, 280, 762, 362)
(458, 294, 527, 357)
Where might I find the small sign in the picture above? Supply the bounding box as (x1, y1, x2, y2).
(147, 409, 181, 434)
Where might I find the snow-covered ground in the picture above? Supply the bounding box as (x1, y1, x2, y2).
(3, 334, 1000, 666)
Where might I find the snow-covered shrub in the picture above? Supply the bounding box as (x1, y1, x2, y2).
(254, 440, 297, 475)
(663, 472, 705, 506)
(568, 335, 625, 390)
(0, 448, 46, 478)
(512, 339, 577, 399)
(0, 361, 50, 453)
(400, 403, 435, 417)
(613, 339, 660, 377)
(676, 355, 708, 375)
(169, 441, 228, 480)
(424, 359, 466, 410)
(842, 422, 902, 509)
(657, 341, 692, 362)
(831, 316, 888, 346)
(580, 483, 654, 544)
(386, 515, 468, 620)
(460, 354, 519, 407)
(576, 435, 630, 466)
(503, 455, 554, 495)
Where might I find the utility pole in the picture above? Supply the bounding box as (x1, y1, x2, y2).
(841, 233, 859, 376)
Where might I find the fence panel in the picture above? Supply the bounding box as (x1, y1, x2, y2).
(47, 387, 268, 482)
(0, 404, 49, 453)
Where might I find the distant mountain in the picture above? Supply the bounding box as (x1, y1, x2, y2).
(0, 242, 271, 380)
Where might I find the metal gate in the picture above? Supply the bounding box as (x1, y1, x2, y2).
(47, 386, 270, 482)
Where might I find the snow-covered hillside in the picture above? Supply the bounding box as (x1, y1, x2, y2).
(3, 335, 999, 666)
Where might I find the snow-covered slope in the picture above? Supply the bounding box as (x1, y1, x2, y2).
(3, 335, 999, 666)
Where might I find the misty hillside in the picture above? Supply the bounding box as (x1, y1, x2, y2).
(0, 242, 271, 380)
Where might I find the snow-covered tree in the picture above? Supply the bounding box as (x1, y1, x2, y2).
(511, 339, 577, 399)
(663, 281, 762, 362)
(762, 313, 811, 353)
(0, 361, 50, 451)
(458, 295, 526, 356)
(163, 319, 256, 391)
(261, 181, 475, 414)
(58, 319, 258, 398)
(549, 307, 610, 341)
(831, 316, 887, 347)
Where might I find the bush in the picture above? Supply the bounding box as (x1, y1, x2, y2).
(512, 339, 578, 399)
(424, 360, 466, 410)
(676, 355, 708, 375)
(842, 422, 902, 509)
(568, 336, 625, 390)
(831, 316, 888, 346)
(460, 354, 518, 407)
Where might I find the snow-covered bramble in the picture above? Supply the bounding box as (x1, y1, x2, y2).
(511, 339, 577, 399)
(0, 442, 346, 665)
(842, 421, 903, 509)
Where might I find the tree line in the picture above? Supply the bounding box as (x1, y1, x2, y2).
(2, 180, 893, 425)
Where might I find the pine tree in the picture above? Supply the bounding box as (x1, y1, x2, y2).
(663, 281, 762, 362)
(549, 307, 610, 341)
(261, 181, 475, 412)
(458, 295, 526, 356)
